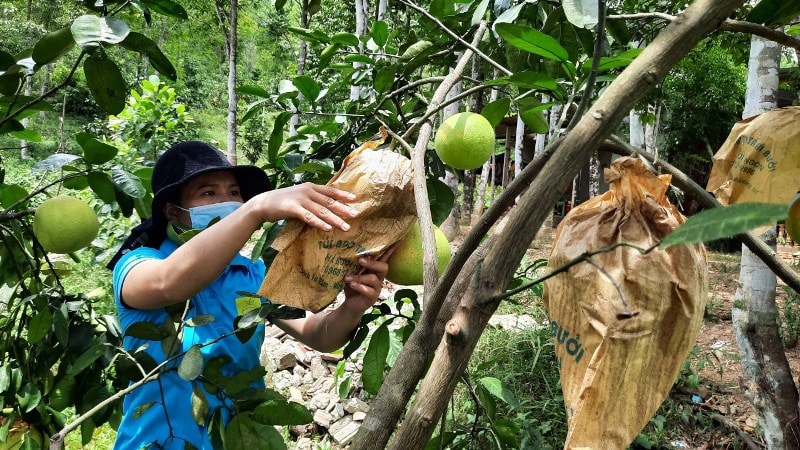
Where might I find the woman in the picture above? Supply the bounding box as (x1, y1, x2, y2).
(110, 141, 391, 449)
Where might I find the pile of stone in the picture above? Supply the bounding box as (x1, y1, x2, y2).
(260, 325, 370, 449)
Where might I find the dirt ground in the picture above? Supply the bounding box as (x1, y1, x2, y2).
(515, 222, 800, 448)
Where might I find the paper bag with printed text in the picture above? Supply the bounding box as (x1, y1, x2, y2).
(258, 136, 416, 312)
(707, 106, 800, 233)
(543, 157, 708, 449)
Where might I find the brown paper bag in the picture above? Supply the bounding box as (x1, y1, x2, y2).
(258, 135, 417, 312)
(543, 157, 708, 449)
(707, 106, 800, 233)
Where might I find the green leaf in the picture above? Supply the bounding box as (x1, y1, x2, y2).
(253, 400, 313, 425)
(112, 168, 146, 198)
(0, 50, 15, 70)
(371, 20, 389, 47)
(88, 171, 117, 203)
(318, 43, 340, 69)
(67, 344, 105, 375)
(292, 75, 320, 105)
(236, 84, 271, 98)
(27, 309, 52, 344)
(9, 129, 41, 142)
(427, 177, 455, 226)
(83, 56, 127, 115)
(343, 54, 376, 65)
(268, 112, 292, 162)
(660, 203, 789, 249)
(178, 345, 204, 381)
(400, 41, 433, 61)
(563, 0, 599, 29)
(223, 414, 286, 449)
(583, 48, 643, 74)
(119, 32, 177, 81)
(31, 154, 80, 171)
(63, 174, 89, 190)
(33, 27, 75, 65)
(191, 386, 209, 426)
(479, 377, 519, 408)
(16, 383, 41, 413)
(486, 71, 563, 99)
(362, 323, 390, 395)
(286, 27, 330, 44)
(472, 0, 490, 24)
(0, 184, 28, 208)
(0, 95, 53, 116)
(481, 98, 511, 128)
(71, 15, 130, 48)
(374, 66, 396, 93)
(185, 314, 215, 327)
(0, 73, 23, 96)
(495, 23, 569, 62)
(77, 132, 118, 165)
(519, 106, 549, 134)
(141, 0, 189, 20)
(331, 32, 359, 47)
(748, 0, 800, 26)
(124, 321, 172, 340)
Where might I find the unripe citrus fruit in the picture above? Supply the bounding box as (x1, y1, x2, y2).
(787, 192, 800, 243)
(434, 112, 495, 170)
(33, 195, 100, 254)
(386, 222, 451, 286)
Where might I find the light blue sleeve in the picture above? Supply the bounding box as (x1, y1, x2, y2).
(111, 247, 167, 331)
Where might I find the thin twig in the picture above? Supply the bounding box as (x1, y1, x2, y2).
(566, 0, 607, 132)
(493, 242, 657, 302)
(398, 0, 512, 76)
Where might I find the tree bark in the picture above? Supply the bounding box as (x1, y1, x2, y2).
(225, 0, 238, 164)
(734, 34, 800, 449)
(380, 1, 746, 448)
(349, 0, 368, 101)
(290, 0, 310, 137)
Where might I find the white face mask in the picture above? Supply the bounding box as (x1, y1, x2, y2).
(174, 201, 243, 229)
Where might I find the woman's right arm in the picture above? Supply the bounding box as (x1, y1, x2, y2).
(120, 184, 359, 310)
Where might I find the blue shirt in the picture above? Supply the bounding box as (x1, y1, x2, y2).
(112, 238, 267, 449)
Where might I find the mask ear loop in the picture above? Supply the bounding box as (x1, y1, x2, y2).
(165, 203, 191, 233)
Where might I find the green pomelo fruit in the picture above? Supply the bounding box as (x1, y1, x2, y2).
(33, 195, 100, 254)
(434, 112, 495, 170)
(787, 192, 800, 243)
(386, 223, 451, 286)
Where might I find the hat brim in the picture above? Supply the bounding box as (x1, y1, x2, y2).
(150, 165, 272, 230)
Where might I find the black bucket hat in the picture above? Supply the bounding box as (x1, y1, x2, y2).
(150, 141, 272, 230)
(107, 141, 272, 269)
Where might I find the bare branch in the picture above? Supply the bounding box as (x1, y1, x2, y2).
(608, 13, 800, 51)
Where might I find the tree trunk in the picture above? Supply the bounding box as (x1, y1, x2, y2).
(472, 160, 489, 224)
(290, 0, 310, 137)
(358, 2, 747, 448)
(213, 0, 237, 163)
(20, 72, 31, 160)
(226, 0, 238, 164)
(513, 113, 524, 179)
(629, 108, 645, 149)
(734, 34, 800, 449)
(349, 0, 368, 101)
